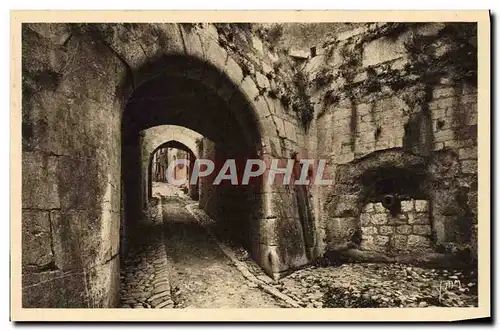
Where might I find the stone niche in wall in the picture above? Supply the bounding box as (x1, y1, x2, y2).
(360, 199, 432, 255)
(358, 162, 433, 256)
(324, 148, 434, 255)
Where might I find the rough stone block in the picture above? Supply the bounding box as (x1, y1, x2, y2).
(50, 209, 96, 271)
(396, 225, 412, 234)
(251, 242, 292, 277)
(408, 212, 429, 225)
(371, 213, 388, 225)
(182, 26, 204, 59)
(361, 226, 377, 235)
(362, 37, 405, 67)
(374, 235, 390, 248)
(413, 225, 432, 236)
(441, 215, 459, 242)
(432, 86, 455, 99)
(202, 40, 227, 70)
(467, 191, 478, 217)
(407, 235, 431, 249)
(224, 56, 244, 85)
(461, 160, 477, 174)
(259, 116, 279, 141)
(458, 147, 477, 160)
(262, 62, 273, 75)
(26, 23, 72, 45)
(57, 156, 102, 211)
(360, 213, 371, 226)
(373, 202, 385, 213)
(390, 234, 408, 251)
(400, 200, 414, 212)
(240, 76, 259, 101)
(363, 203, 374, 213)
(283, 120, 298, 142)
(22, 210, 54, 268)
(22, 152, 60, 209)
(361, 235, 376, 250)
(414, 200, 429, 212)
(274, 117, 286, 138)
(289, 49, 309, 59)
(252, 36, 264, 53)
(255, 71, 270, 90)
(379, 225, 394, 235)
(434, 129, 455, 143)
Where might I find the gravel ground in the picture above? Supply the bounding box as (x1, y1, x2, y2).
(273, 263, 478, 308)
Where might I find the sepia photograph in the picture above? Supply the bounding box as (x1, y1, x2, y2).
(10, 10, 490, 321)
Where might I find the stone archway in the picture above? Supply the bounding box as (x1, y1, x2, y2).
(119, 54, 274, 273)
(139, 125, 202, 209)
(146, 139, 199, 202)
(21, 23, 309, 307)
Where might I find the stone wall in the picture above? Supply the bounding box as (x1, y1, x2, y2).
(21, 23, 125, 307)
(303, 23, 478, 261)
(360, 200, 432, 254)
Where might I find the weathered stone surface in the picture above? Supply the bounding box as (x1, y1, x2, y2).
(330, 195, 360, 217)
(240, 76, 260, 101)
(414, 200, 429, 212)
(360, 213, 371, 226)
(407, 235, 432, 249)
(461, 160, 477, 174)
(401, 200, 414, 212)
(224, 56, 244, 84)
(363, 203, 374, 213)
(408, 213, 430, 225)
(22, 210, 53, 267)
(22, 270, 89, 308)
(396, 225, 412, 235)
(255, 71, 270, 90)
(362, 226, 377, 235)
(202, 40, 228, 71)
(371, 214, 388, 225)
(390, 234, 408, 251)
(413, 225, 432, 236)
(374, 235, 390, 248)
(361, 235, 376, 251)
(373, 203, 385, 213)
(379, 226, 394, 235)
(22, 152, 60, 209)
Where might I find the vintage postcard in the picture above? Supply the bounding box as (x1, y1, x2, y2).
(10, 10, 490, 321)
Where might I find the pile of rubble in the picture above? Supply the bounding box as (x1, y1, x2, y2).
(274, 263, 477, 308)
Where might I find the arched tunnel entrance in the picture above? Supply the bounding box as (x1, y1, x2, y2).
(120, 55, 264, 270)
(147, 140, 199, 202)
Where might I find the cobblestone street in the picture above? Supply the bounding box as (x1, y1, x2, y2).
(120, 223, 175, 308)
(120, 196, 282, 308)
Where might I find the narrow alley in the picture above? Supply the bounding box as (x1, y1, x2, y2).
(120, 188, 282, 308)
